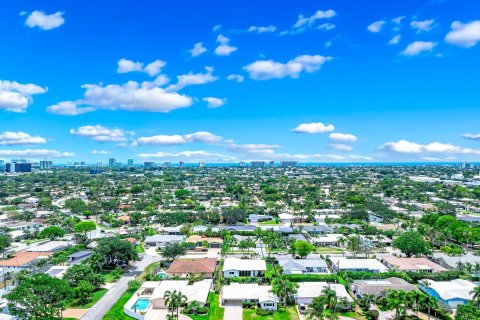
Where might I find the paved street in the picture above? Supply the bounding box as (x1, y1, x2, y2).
(81, 255, 162, 320)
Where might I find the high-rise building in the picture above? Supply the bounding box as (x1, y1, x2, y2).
(239, 161, 245, 167)
(280, 161, 298, 167)
(97, 162, 103, 167)
(127, 159, 134, 167)
(108, 158, 116, 167)
(269, 161, 275, 167)
(144, 162, 155, 169)
(179, 161, 184, 168)
(39, 161, 53, 170)
(164, 162, 171, 167)
(250, 161, 265, 167)
(199, 162, 205, 167)
(0, 160, 4, 167)
(5, 163, 32, 173)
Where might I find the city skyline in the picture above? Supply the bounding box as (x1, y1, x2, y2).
(1, 0, 480, 163)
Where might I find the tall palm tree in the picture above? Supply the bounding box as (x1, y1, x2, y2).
(322, 287, 338, 314)
(407, 290, 422, 316)
(419, 294, 438, 320)
(470, 286, 480, 307)
(163, 290, 187, 319)
(385, 290, 407, 320)
(306, 296, 326, 320)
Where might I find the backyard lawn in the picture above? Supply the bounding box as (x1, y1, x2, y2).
(243, 306, 299, 320)
(103, 289, 136, 320)
(186, 292, 224, 320)
(315, 246, 344, 254)
(136, 244, 145, 254)
(67, 288, 108, 308)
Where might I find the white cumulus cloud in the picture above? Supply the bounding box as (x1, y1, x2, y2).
(400, 41, 437, 56)
(117, 58, 166, 76)
(47, 80, 193, 115)
(379, 140, 480, 155)
(189, 42, 207, 57)
(214, 34, 237, 56)
(167, 67, 218, 91)
(0, 80, 47, 113)
(292, 122, 335, 134)
(0, 131, 46, 146)
(329, 133, 357, 142)
(70, 125, 132, 142)
(294, 10, 336, 29)
(462, 133, 480, 141)
(25, 11, 65, 30)
(244, 55, 332, 80)
(410, 19, 435, 33)
(445, 20, 480, 48)
(135, 131, 222, 146)
(248, 25, 276, 33)
(227, 74, 244, 83)
(202, 97, 226, 108)
(367, 20, 386, 33)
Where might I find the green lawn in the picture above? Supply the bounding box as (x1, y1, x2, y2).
(243, 306, 299, 320)
(259, 220, 280, 225)
(136, 244, 145, 254)
(101, 269, 124, 283)
(103, 289, 136, 320)
(184, 292, 224, 320)
(315, 246, 344, 254)
(67, 288, 108, 308)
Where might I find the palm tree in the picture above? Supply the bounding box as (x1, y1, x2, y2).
(322, 287, 338, 314)
(254, 228, 264, 258)
(419, 294, 438, 320)
(306, 296, 326, 320)
(385, 290, 407, 319)
(470, 286, 480, 307)
(359, 294, 376, 311)
(407, 290, 422, 316)
(164, 290, 187, 319)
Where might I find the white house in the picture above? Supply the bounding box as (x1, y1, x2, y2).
(223, 257, 267, 278)
(144, 235, 185, 249)
(422, 279, 477, 309)
(294, 282, 353, 310)
(279, 259, 329, 274)
(330, 257, 389, 273)
(221, 283, 278, 310)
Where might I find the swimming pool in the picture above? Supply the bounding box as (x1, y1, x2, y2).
(133, 298, 150, 311)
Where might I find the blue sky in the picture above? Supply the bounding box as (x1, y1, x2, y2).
(1, 0, 480, 164)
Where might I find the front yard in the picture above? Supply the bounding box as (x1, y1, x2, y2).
(187, 292, 224, 320)
(243, 306, 300, 320)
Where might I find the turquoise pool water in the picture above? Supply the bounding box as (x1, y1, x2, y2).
(133, 298, 150, 311)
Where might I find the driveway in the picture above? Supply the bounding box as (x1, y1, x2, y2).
(223, 301, 243, 320)
(81, 254, 162, 320)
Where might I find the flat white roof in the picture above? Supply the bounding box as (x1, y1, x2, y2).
(223, 257, 266, 272)
(425, 279, 477, 301)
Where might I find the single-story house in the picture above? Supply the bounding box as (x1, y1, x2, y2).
(68, 250, 93, 264)
(166, 258, 217, 278)
(312, 234, 344, 247)
(221, 283, 278, 310)
(185, 235, 223, 248)
(249, 214, 274, 223)
(351, 277, 419, 298)
(279, 258, 329, 274)
(144, 235, 185, 248)
(422, 279, 477, 309)
(380, 257, 447, 273)
(46, 265, 69, 278)
(157, 226, 182, 235)
(26, 240, 69, 253)
(223, 257, 266, 278)
(149, 280, 212, 309)
(294, 282, 353, 310)
(330, 257, 389, 273)
(0, 251, 52, 273)
(432, 252, 480, 270)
